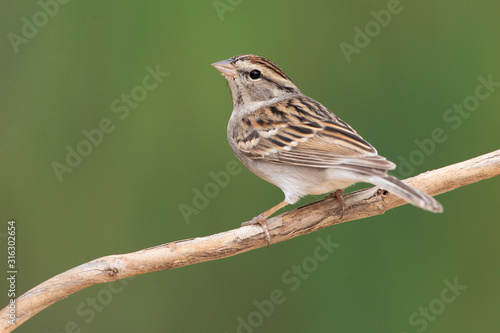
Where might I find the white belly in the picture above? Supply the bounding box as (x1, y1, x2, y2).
(246, 159, 360, 204)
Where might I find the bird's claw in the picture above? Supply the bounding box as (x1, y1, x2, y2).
(326, 189, 346, 219)
(241, 214, 271, 248)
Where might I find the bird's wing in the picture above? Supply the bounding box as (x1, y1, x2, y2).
(232, 96, 395, 171)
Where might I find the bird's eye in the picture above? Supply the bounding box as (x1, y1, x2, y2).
(249, 69, 262, 80)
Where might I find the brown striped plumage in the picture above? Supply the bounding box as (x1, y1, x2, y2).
(235, 95, 383, 163)
(212, 54, 442, 247)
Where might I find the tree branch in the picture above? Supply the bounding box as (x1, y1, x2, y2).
(2, 149, 500, 331)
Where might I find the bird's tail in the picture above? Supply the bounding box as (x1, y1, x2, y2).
(366, 175, 443, 213)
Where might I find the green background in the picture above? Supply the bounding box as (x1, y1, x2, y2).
(1, 1, 499, 332)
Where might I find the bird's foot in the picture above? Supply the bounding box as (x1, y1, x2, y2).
(325, 189, 346, 219)
(241, 214, 271, 248)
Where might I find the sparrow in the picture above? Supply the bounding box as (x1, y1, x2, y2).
(212, 54, 442, 247)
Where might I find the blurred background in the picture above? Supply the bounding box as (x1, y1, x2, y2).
(1, 1, 499, 332)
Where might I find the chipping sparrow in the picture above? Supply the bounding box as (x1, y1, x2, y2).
(212, 54, 442, 247)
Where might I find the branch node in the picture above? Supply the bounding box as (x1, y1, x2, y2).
(376, 188, 389, 196)
(105, 267, 119, 277)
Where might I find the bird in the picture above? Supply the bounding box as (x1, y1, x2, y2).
(212, 54, 442, 247)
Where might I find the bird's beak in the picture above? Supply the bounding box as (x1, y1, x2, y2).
(211, 59, 236, 77)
